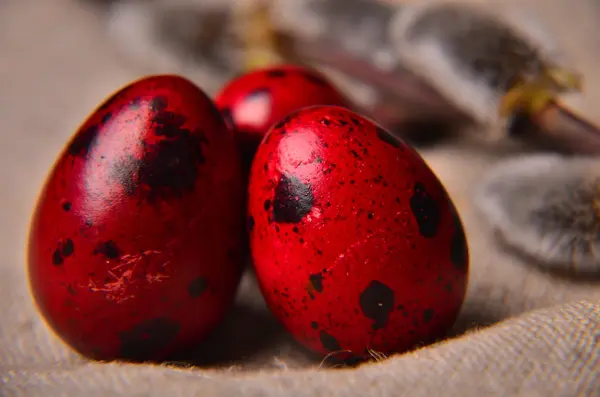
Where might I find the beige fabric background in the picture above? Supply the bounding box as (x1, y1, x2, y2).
(1, 0, 599, 396)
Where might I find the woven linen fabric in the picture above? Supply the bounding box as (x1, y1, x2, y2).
(1, 0, 600, 396)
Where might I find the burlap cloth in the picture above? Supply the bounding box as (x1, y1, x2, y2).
(1, 0, 600, 396)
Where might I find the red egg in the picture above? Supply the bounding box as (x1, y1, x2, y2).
(248, 106, 469, 359)
(214, 64, 351, 165)
(27, 75, 245, 361)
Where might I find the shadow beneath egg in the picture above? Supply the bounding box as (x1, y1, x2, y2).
(168, 269, 516, 369)
(168, 269, 319, 369)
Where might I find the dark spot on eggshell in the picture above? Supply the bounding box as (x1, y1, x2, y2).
(450, 210, 468, 271)
(273, 115, 293, 131)
(309, 273, 324, 293)
(52, 238, 75, 266)
(66, 284, 77, 295)
(410, 182, 440, 238)
(51, 250, 63, 266)
(263, 199, 271, 211)
(62, 239, 74, 257)
(94, 240, 121, 259)
(150, 96, 168, 112)
(68, 125, 99, 156)
(138, 113, 208, 202)
(118, 317, 181, 361)
(247, 215, 255, 231)
(359, 280, 395, 330)
(319, 330, 342, 351)
(266, 69, 287, 78)
(302, 71, 328, 87)
(311, 321, 319, 329)
(188, 276, 208, 298)
(101, 112, 112, 124)
(272, 174, 314, 223)
(376, 126, 401, 148)
(152, 111, 191, 138)
(61, 201, 72, 212)
(423, 308, 435, 323)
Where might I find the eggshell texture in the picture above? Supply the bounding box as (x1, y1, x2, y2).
(214, 64, 351, 165)
(28, 75, 245, 361)
(248, 105, 469, 358)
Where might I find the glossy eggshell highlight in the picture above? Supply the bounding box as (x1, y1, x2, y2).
(28, 75, 245, 361)
(214, 64, 351, 164)
(248, 106, 469, 358)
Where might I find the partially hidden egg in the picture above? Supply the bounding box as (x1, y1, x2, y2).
(27, 75, 245, 361)
(248, 105, 469, 359)
(214, 64, 352, 166)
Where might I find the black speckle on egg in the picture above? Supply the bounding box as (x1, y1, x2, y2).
(101, 112, 113, 124)
(359, 280, 395, 330)
(108, 109, 208, 202)
(266, 69, 287, 78)
(410, 182, 440, 238)
(423, 308, 435, 323)
(272, 174, 314, 223)
(319, 330, 342, 351)
(140, 112, 209, 201)
(68, 125, 99, 157)
(150, 96, 168, 112)
(273, 114, 293, 131)
(376, 126, 401, 148)
(61, 201, 72, 212)
(311, 321, 319, 329)
(247, 215, 255, 231)
(52, 250, 63, 266)
(188, 276, 208, 298)
(94, 240, 121, 259)
(309, 273, 324, 293)
(62, 238, 74, 257)
(263, 199, 272, 211)
(450, 209, 468, 271)
(52, 238, 75, 266)
(302, 71, 328, 87)
(119, 317, 181, 361)
(151, 111, 190, 138)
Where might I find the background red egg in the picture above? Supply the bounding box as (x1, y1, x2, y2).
(27, 75, 245, 361)
(214, 64, 352, 167)
(248, 105, 469, 359)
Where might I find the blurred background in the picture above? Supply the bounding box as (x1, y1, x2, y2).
(2, 0, 600, 374)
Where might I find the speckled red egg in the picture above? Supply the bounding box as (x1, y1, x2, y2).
(214, 64, 351, 164)
(27, 75, 245, 361)
(248, 105, 469, 359)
